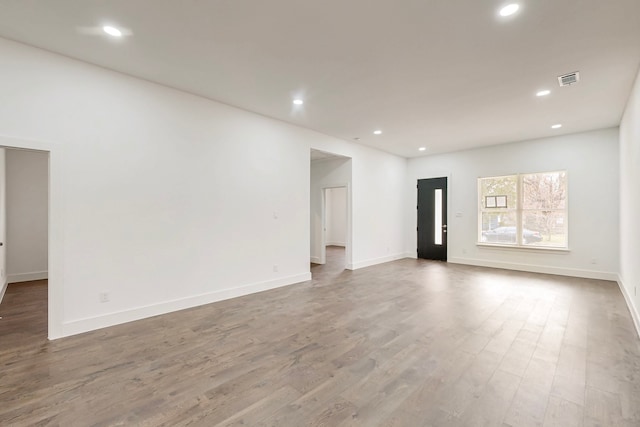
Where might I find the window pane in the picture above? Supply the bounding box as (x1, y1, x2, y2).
(522, 172, 566, 210)
(434, 189, 442, 245)
(480, 175, 517, 209)
(481, 212, 517, 244)
(478, 171, 568, 248)
(522, 211, 567, 247)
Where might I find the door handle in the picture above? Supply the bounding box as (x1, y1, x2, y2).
(442, 225, 447, 228)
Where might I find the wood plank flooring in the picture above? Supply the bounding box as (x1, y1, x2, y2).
(1, 248, 639, 426)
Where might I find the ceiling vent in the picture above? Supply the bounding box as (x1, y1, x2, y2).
(558, 71, 580, 87)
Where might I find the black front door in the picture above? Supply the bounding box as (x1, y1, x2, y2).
(417, 177, 448, 261)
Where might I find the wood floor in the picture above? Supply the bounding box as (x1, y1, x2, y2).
(1, 248, 639, 426)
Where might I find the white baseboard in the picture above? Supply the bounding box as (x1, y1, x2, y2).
(325, 242, 346, 247)
(60, 272, 312, 338)
(8, 271, 48, 283)
(403, 252, 418, 259)
(347, 253, 407, 270)
(448, 257, 618, 281)
(0, 278, 7, 305)
(617, 274, 640, 339)
(310, 256, 322, 264)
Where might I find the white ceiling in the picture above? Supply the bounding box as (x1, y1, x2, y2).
(0, 0, 639, 158)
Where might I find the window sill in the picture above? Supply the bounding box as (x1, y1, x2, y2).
(476, 243, 570, 253)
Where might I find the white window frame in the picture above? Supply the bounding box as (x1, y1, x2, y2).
(477, 171, 568, 250)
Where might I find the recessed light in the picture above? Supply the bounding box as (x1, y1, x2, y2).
(293, 99, 304, 105)
(499, 4, 520, 16)
(373, 130, 382, 135)
(353, 137, 361, 141)
(418, 147, 427, 151)
(536, 90, 551, 97)
(551, 124, 562, 129)
(103, 25, 123, 37)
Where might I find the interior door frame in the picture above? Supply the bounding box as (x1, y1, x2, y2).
(0, 149, 5, 304)
(416, 174, 451, 261)
(0, 135, 62, 340)
(320, 183, 352, 269)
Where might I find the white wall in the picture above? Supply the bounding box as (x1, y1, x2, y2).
(406, 128, 620, 280)
(6, 149, 49, 283)
(310, 158, 351, 264)
(0, 36, 308, 337)
(0, 148, 6, 303)
(0, 37, 407, 338)
(326, 187, 347, 246)
(619, 66, 640, 335)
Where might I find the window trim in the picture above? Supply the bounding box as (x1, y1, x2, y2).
(476, 242, 570, 252)
(477, 171, 568, 250)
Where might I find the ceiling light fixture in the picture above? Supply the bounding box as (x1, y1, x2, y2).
(373, 130, 382, 135)
(551, 124, 562, 129)
(293, 99, 304, 105)
(419, 147, 427, 151)
(499, 4, 520, 16)
(536, 90, 551, 97)
(103, 25, 123, 37)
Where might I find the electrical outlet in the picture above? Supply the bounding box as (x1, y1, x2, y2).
(99, 292, 110, 303)
(273, 265, 278, 272)
(590, 258, 597, 265)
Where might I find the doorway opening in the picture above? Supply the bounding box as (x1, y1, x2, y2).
(0, 138, 53, 340)
(321, 186, 348, 271)
(417, 177, 448, 261)
(310, 149, 352, 277)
